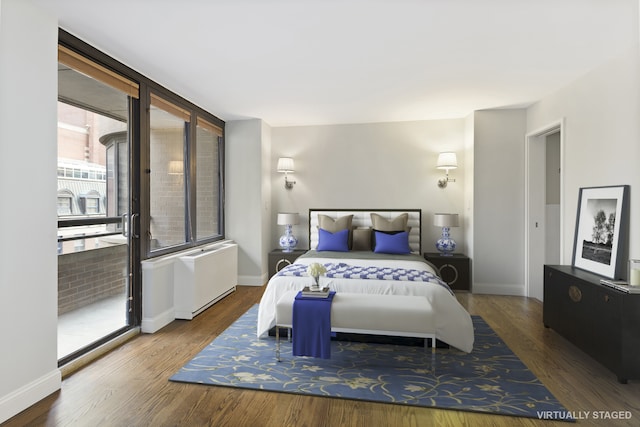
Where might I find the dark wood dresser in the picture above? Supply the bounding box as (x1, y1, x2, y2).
(543, 265, 640, 383)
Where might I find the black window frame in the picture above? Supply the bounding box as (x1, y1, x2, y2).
(143, 86, 226, 258)
(59, 29, 226, 262)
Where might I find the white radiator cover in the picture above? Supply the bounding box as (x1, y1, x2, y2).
(173, 242, 238, 320)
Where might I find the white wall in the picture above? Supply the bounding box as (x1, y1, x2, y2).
(0, 0, 61, 422)
(260, 120, 273, 281)
(527, 45, 640, 269)
(225, 119, 272, 285)
(473, 109, 527, 295)
(463, 113, 475, 263)
(271, 119, 466, 253)
(1, 3, 637, 422)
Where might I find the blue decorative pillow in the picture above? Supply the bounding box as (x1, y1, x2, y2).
(373, 230, 411, 254)
(317, 228, 350, 252)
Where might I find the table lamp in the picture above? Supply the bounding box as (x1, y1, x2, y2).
(433, 213, 459, 256)
(277, 213, 300, 252)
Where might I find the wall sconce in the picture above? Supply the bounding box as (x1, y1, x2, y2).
(277, 157, 296, 189)
(436, 152, 457, 188)
(168, 160, 183, 175)
(433, 213, 459, 255)
(277, 212, 300, 252)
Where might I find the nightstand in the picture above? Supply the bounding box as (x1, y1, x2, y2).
(423, 252, 471, 292)
(268, 249, 307, 278)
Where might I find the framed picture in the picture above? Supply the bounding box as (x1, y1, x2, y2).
(572, 185, 630, 279)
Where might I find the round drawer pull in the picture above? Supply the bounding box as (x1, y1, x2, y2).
(568, 285, 582, 302)
(275, 258, 292, 272)
(438, 264, 459, 285)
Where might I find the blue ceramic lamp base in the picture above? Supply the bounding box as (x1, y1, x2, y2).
(436, 226, 456, 256)
(279, 224, 298, 253)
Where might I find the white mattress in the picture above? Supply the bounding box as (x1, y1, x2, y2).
(257, 254, 474, 353)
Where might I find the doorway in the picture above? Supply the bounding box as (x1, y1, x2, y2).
(525, 121, 563, 301)
(57, 49, 140, 365)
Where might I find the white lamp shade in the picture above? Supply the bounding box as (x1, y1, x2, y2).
(436, 152, 458, 170)
(277, 212, 299, 225)
(277, 157, 295, 173)
(433, 213, 459, 227)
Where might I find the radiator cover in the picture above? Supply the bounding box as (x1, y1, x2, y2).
(174, 242, 238, 320)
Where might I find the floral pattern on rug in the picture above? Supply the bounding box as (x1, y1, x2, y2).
(170, 305, 573, 421)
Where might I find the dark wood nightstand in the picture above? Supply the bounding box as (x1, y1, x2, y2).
(268, 249, 307, 278)
(423, 252, 471, 292)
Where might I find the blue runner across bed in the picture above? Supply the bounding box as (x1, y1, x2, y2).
(292, 291, 336, 359)
(277, 263, 453, 295)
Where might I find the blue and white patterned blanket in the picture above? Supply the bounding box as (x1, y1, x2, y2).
(277, 262, 453, 294)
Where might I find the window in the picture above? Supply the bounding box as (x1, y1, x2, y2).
(195, 117, 222, 241)
(78, 191, 101, 215)
(59, 29, 225, 261)
(147, 95, 225, 255)
(55, 29, 225, 365)
(57, 191, 74, 215)
(149, 94, 188, 250)
(86, 197, 99, 214)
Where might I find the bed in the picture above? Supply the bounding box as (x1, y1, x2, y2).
(257, 209, 474, 353)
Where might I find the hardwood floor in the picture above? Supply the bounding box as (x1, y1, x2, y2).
(4, 286, 640, 427)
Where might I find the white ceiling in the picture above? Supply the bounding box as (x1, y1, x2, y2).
(32, 0, 638, 127)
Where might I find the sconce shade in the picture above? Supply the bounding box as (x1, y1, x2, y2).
(168, 160, 183, 175)
(277, 157, 296, 189)
(436, 152, 458, 170)
(277, 157, 295, 173)
(433, 213, 459, 227)
(277, 212, 300, 225)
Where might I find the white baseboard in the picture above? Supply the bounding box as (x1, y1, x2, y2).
(141, 307, 175, 333)
(472, 283, 525, 296)
(238, 274, 267, 286)
(0, 369, 61, 424)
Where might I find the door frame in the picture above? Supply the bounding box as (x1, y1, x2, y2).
(524, 119, 565, 300)
(57, 32, 143, 366)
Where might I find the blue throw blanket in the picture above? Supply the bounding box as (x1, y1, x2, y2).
(292, 291, 336, 359)
(277, 262, 453, 295)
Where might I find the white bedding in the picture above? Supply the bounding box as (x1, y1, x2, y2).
(257, 253, 474, 353)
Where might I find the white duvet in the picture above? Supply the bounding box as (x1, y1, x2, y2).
(257, 255, 474, 353)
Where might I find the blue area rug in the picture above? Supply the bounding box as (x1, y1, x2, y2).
(170, 305, 573, 421)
